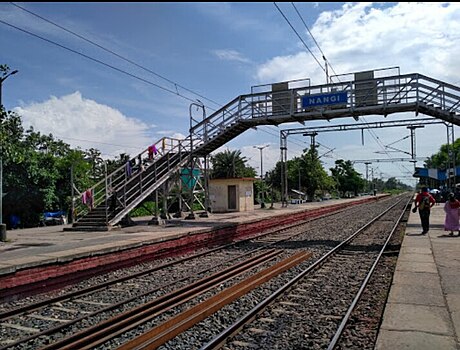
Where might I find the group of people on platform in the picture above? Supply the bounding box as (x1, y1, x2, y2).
(412, 186, 460, 236)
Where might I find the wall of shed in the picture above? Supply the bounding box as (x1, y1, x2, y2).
(209, 179, 254, 212)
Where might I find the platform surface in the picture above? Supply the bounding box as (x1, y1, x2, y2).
(375, 203, 460, 349)
(0, 198, 348, 273)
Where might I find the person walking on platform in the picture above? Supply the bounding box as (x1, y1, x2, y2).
(443, 193, 460, 236)
(412, 186, 436, 235)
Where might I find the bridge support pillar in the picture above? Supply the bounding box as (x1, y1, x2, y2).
(0, 224, 6, 241)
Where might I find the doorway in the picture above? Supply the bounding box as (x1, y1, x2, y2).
(228, 185, 237, 210)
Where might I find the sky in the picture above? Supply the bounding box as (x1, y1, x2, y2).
(2, 2, 460, 186)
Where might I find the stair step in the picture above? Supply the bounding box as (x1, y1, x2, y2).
(64, 226, 112, 232)
(73, 222, 107, 227)
(78, 217, 108, 223)
(76, 214, 106, 219)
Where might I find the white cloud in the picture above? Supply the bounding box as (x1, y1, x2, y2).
(14, 91, 154, 158)
(256, 2, 460, 85)
(213, 49, 251, 63)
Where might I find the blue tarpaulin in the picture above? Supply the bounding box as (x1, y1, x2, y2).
(44, 211, 66, 218)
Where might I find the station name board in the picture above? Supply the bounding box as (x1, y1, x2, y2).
(302, 91, 348, 108)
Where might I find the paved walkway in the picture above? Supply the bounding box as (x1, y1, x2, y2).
(376, 203, 460, 349)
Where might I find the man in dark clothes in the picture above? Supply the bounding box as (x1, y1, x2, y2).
(412, 187, 436, 234)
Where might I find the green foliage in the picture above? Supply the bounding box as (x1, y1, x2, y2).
(299, 148, 334, 199)
(368, 177, 412, 193)
(266, 147, 335, 201)
(2, 108, 96, 227)
(330, 159, 366, 197)
(211, 149, 256, 178)
(425, 138, 460, 170)
(130, 201, 157, 217)
(0, 64, 11, 77)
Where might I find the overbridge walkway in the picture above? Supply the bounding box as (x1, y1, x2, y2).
(71, 71, 460, 230)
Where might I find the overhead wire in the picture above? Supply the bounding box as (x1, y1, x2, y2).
(2, 6, 303, 158)
(3, 3, 416, 181)
(9, 2, 222, 109)
(290, 2, 340, 81)
(6, 2, 333, 157)
(273, 2, 326, 73)
(9, 1, 299, 149)
(1, 16, 297, 159)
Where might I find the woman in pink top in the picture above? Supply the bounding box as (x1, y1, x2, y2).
(444, 192, 460, 236)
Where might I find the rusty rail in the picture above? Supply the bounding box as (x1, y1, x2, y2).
(40, 249, 281, 350)
(116, 250, 312, 350)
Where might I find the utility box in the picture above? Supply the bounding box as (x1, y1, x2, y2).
(209, 178, 255, 212)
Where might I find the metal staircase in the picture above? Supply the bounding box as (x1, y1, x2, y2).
(68, 137, 190, 231)
(68, 70, 460, 230)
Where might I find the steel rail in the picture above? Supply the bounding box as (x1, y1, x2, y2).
(116, 251, 313, 350)
(40, 249, 282, 350)
(326, 194, 412, 349)
(199, 196, 405, 350)
(0, 247, 281, 350)
(0, 239, 236, 317)
(0, 196, 359, 307)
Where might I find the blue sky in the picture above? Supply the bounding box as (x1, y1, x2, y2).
(2, 2, 460, 185)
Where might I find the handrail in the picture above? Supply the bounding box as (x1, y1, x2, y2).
(73, 136, 190, 224)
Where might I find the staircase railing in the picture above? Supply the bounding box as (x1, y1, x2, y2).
(73, 137, 190, 225)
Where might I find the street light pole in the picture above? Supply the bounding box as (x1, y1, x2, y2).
(0, 69, 18, 241)
(253, 145, 269, 208)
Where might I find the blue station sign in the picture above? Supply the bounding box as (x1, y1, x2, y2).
(302, 91, 348, 108)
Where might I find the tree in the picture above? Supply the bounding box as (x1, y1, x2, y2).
(1, 108, 94, 227)
(299, 147, 334, 200)
(85, 148, 104, 181)
(210, 149, 256, 178)
(330, 159, 365, 197)
(425, 138, 460, 170)
(265, 148, 335, 201)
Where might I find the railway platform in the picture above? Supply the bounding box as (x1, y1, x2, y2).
(1, 195, 459, 349)
(375, 203, 460, 350)
(0, 196, 375, 292)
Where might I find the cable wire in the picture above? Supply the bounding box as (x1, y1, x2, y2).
(0, 19, 215, 108)
(9, 2, 222, 109)
(273, 2, 325, 73)
(290, 2, 340, 81)
(3, 6, 413, 181)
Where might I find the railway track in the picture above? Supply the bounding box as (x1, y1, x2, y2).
(0, 195, 409, 349)
(195, 194, 411, 350)
(0, 203, 357, 349)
